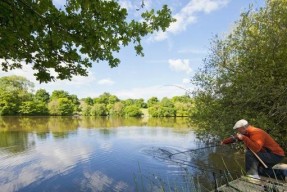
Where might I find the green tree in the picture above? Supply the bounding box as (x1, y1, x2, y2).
(83, 97, 94, 106)
(94, 92, 111, 104)
(80, 102, 92, 116)
(50, 90, 70, 100)
(191, 0, 287, 147)
(123, 99, 135, 106)
(34, 89, 50, 103)
(147, 97, 159, 108)
(174, 102, 193, 117)
(48, 98, 74, 116)
(19, 101, 48, 115)
(0, 91, 19, 115)
(108, 95, 120, 105)
(0, 75, 34, 93)
(134, 98, 147, 108)
(1, 0, 175, 82)
(0, 76, 34, 115)
(171, 95, 192, 103)
(90, 103, 107, 116)
(109, 102, 125, 116)
(124, 105, 143, 117)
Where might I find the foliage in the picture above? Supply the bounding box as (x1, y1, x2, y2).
(0, 76, 34, 115)
(148, 98, 175, 117)
(34, 89, 50, 103)
(109, 102, 125, 116)
(191, 0, 287, 147)
(48, 98, 74, 116)
(148, 104, 176, 117)
(147, 97, 159, 108)
(90, 103, 107, 116)
(80, 102, 92, 116)
(49, 90, 79, 115)
(0, 75, 34, 92)
(174, 102, 193, 117)
(0, 75, 193, 118)
(0, 91, 20, 115)
(19, 101, 48, 115)
(83, 97, 93, 106)
(124, 105, 143, 117)
(0, 0, 175, 82)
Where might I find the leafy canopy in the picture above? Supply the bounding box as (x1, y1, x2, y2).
(191, 0, 287, 147)
(0, 0, 175, 82)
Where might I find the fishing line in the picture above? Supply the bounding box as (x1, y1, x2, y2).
(150, 144, 245, 191)
(157, 144, 243, 176)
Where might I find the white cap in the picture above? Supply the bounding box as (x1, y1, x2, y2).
(233, 119, 248, 129)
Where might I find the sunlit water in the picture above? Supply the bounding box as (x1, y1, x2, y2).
(0, 117, 242, 192)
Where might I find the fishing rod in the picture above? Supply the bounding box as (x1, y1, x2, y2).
(163, 84, 193, 95)
(158, 144, 242, 175)
(168, 144, 222, 158)
(156, 144, 245, 192)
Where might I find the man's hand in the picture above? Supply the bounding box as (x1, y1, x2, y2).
(236, 133, 244, 140)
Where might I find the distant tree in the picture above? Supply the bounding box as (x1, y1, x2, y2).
(147, 97, 159, 108)
(108, 95, 120, 104)
(0, 91, 19, 115)
(48, 98, 74, 116)
(83, 97, 94, 106)
(19, 101, 48, 115)
(109, 102, 125, 116)
(134, 99, 147, 108)
(34, 89, 50, 103)
(160, 97, 174, 108)
(50, 90, 70, 100)
(80, 102, 92, 116)
(123, 99, 135, 106)
(90, 103, 107, 116)
(1, 1, 175, 82)
(94, 92, 111, 104)
(171, 95, 192, 103)
(174, 102, 193, 117)
(124, 105, 143, 117)
(0, 75, 34, 93)
(0, 76, 34, 115)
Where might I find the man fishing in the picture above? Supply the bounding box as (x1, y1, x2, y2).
(221, 119, 285, 179)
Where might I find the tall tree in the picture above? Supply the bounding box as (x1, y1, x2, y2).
(35, 89, 50, 103)
(0, 76, 34, 115)
(0, 0, 175, 82)
(191, 0, 287, 147)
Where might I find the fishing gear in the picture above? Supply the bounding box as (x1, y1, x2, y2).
(221, 135, 239, 145)
(157, 144, 242, 175)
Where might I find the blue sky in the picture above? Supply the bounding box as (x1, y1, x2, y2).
(1, 0, 264, 100)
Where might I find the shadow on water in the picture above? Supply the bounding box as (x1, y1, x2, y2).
(141, 144, 245, 191)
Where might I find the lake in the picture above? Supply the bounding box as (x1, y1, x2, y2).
(0, 117, 243, 192)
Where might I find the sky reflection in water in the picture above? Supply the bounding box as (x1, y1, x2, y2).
(1, 117, 206, 192)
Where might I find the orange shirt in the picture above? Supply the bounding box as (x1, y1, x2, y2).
(241, 126, 285, 156)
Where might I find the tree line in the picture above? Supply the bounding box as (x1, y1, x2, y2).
(0, 75, 193, 117)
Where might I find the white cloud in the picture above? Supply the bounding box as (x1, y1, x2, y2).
(97, 78, 115, 86)
(182, 78, 191, 84)
(168, 59, 192, 74)
(150, 0, 229, 41)
(118, 0, 134, 11)
(0, 59, 97, 93)
(178, 48, 207, 54)
(113, 84, 193, 100)
(152, 30, 169, 42)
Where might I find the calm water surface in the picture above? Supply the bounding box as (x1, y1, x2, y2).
(0, 117, 242, 192)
